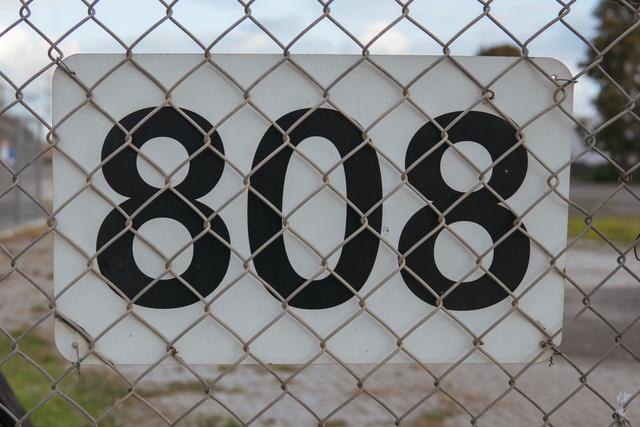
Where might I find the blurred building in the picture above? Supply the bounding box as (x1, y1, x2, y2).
(0, 86, 41, 170)
(0, 85, 46, 230)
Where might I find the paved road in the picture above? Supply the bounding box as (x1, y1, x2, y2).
(569, 182, 640, 217)
(561, 243, 640, 362)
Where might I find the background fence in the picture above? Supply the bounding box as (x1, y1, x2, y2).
(1, 0, 640, 426)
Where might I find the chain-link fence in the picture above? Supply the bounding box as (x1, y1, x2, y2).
(1, 0, 640, 426)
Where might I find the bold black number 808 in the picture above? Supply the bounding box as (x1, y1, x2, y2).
(97, 107, 530, 311)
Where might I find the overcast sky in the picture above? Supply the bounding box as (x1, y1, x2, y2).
(0, 0, 600, 118)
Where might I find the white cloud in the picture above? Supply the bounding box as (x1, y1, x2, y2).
(0, 25, 51, 84)
(0, 1, 601, 118)
(360, 21, 411, 54)
(0, 24, 80, 117)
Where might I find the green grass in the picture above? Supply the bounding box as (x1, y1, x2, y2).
(568, 215, 640, 244)
(270, 364, 299, 373)
(407, 395, 459, 427)
(0, 332, 126, 427)
(407, 408, 455, 427)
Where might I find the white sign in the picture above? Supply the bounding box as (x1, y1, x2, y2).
(53, 54, 573, 364)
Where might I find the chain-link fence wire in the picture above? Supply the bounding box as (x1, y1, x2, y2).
(1, 0, 640, 426)
(0, 113, 45, 232)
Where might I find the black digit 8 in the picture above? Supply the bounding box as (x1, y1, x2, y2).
(97, 107, 230, 309)
(399, 111, 530, 310)
(248, 108, 383, 309)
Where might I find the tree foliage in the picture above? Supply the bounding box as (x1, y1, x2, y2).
(477, 44, 521, 57)
(584, 1, 640, 170)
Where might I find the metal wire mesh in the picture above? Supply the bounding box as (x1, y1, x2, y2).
(1, 0, 639, 426)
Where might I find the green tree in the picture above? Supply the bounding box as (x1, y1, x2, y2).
(477, 44, 521, 57)
(583, 0, 640, 171)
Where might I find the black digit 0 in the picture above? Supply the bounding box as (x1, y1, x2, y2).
(399, 111, 530, 310)
(248, 108, 383, 309)
(97, 107, 230, 309)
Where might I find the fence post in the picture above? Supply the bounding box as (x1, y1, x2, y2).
(0, 373, 33, 427)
